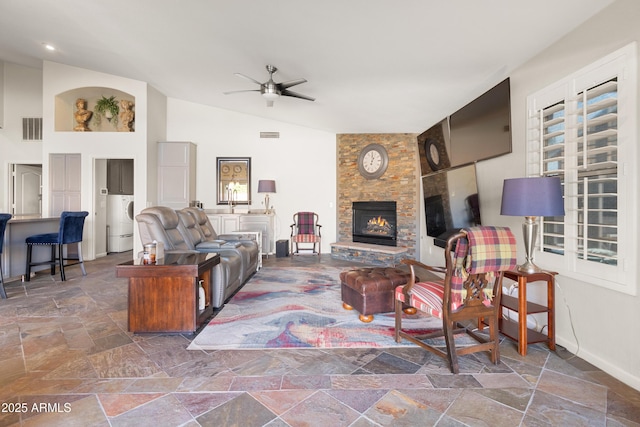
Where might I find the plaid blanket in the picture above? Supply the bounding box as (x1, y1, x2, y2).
(451, 226, 517, 305)
(455, 226, 517, 274)
(296, 212, 316, 235)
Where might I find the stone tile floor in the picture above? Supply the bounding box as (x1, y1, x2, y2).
(1, 252, 639, 426)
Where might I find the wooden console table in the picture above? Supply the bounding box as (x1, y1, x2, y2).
(500, 269, 557, 356)
(116, 252, 220, 334)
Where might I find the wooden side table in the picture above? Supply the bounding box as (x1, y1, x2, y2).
(116, 252, 220, 334)
(500, 269, 557, 356)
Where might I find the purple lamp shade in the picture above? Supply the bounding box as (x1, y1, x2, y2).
(501, 177, 564, 217)
(257, 180, 276, 193)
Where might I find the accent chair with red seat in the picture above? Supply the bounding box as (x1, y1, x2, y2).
(290, 212, 322, 255)
(395, 226, 516, 373)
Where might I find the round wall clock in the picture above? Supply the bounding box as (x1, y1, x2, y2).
(358, 143, 389, 179)
(424, 138, 442, 171)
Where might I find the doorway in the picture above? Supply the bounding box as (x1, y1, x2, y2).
(9, 164, 43, 216)
(94, 158, 134, 258)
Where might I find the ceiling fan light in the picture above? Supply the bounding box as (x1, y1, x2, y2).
(262, 92, 279, 101)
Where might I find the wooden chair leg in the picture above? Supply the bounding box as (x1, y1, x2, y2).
(394, 299, 403, 343)
(444, 319, 459, 374)
(489, 316, 499, 365)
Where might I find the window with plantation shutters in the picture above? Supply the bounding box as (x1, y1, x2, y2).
(538, 100, 566, 257)
(575, 80, 618, 265)
(526, 43, 637, 295)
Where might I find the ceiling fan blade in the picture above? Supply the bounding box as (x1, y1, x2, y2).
(281, 89, 315, 102)
(223, 89, 260, 95)
(278, 78, 307, 90)
(234, 73, 263, 86)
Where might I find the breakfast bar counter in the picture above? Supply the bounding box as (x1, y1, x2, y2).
(1, 215, 60, 280)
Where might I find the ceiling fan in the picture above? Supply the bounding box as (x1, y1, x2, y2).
(224, 65, 315, 107)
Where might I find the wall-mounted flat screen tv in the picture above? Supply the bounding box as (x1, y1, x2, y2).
(449, 78, 511, 167)
(418, 78, 512, 176)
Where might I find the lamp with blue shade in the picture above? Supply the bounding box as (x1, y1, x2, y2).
(501, 177, 564, 273)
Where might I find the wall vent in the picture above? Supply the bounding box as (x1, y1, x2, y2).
(260, 131, 280, 139)
(22, 117, 43, 141)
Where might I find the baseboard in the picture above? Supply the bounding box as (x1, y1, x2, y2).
(557, 335, 640, 391)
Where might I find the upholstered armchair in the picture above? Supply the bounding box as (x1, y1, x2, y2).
(395, 226, 517, 373)
(290, 212, 322, 255)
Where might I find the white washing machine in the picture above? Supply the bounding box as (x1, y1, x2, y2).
(107, 195, 134, 252)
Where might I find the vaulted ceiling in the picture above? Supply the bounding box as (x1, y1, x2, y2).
(0, 0, 614, 133)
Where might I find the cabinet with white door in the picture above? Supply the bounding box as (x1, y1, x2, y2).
(50, 153, 81, 214)
(238, 213, 275, 256)
(157, 141, 196, 209)
(206, 212, 275, 256)
(206, 214, 240, 235)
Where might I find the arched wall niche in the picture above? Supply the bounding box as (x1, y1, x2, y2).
(55, 87, 135, 132)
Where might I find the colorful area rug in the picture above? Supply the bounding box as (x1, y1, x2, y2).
(188, 264, 444, 350)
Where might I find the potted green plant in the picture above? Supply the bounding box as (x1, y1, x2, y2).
(94, 95, 119, 127)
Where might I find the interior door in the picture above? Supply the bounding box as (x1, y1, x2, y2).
(13, 164, 42, 215)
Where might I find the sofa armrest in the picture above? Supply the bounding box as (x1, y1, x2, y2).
(196, 240, 242, 251)
(219, 233, 257, 242)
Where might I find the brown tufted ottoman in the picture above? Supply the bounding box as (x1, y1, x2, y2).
(340, 267, 417, 323)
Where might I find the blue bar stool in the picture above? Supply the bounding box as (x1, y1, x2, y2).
(0, 213, 12, 298)
(25, 211, 88, 282)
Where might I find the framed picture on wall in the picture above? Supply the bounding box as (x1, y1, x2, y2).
(217, 157, 251, 205)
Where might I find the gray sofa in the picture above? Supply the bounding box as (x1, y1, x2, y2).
(180, 207, 259, 282)
(135, 206, 259, 307)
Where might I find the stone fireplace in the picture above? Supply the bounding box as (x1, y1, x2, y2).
(352, 201, 397, 246)
(333, 133, 420, 265)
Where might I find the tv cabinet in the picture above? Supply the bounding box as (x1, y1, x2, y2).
(116, 253, 220, 333)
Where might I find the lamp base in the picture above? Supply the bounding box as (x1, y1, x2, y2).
(517, 261, 544, 274)
(263, 194, 270, 214)
(519, 216, 543, 274)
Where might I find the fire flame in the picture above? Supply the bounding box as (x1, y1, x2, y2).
(368, 216, 389, 227)
(365, 216, 393, 235)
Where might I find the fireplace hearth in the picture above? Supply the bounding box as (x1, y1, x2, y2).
(352, 201, 397, 246)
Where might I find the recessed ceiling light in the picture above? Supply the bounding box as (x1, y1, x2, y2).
(42, 43, 56, 51)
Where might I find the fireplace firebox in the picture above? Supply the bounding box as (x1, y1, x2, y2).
(352, 201, 397, 246)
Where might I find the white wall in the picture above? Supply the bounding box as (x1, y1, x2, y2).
(3, 1, 639, 388)
(482, 0, 640, 389)
(146, 85, 168, 207)
(0, 63, 43, 213)
(42, 61, 158, 260)
(166, 98, 337, 252)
